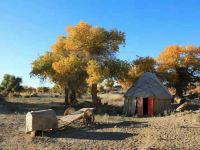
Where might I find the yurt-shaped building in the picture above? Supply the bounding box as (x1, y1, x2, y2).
(124, 72, 172, 116)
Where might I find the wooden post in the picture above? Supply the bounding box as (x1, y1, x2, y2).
(91, 83, 98, 107)
(137, 97, 143, 117)
(64, 87, 69, 107)
(148, 96, 153, 117)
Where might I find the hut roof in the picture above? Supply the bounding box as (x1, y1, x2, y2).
(125, 72, 172, 100)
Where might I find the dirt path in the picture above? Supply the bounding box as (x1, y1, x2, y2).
(1, 98, 200, 150)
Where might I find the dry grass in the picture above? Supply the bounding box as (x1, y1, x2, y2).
(99, 93, 124, 106)
(99, 93, 123, 101)
(95, 114, 123, 123)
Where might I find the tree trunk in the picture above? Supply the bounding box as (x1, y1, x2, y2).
(64, 87, 70, 107)
(175, 86, 184, 98)
(91, 83, 99, 107)
(69, 89, 76, 104)
(175, 67, 188, 98)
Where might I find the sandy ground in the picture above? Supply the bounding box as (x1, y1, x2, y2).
(0, 96, 200, 150)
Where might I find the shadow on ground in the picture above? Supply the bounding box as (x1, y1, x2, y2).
(180, 125, 200, 129)
(47, 130, 134, 140)
(44, 121, 147, 140)
(94, 121, 148, 129)
(0, 99, 65, 115)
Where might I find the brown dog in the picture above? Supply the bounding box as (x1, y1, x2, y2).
(83, 109, 94, 125)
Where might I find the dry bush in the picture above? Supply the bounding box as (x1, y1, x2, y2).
(21, 93, 31, 98)
(8, 93, 21, 98)
(100, 94, 123, 105)
(51, 94, 59, 98)
(21, 92, 34, 98)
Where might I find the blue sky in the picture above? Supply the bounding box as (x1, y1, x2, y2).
(0, 0, 200, 87)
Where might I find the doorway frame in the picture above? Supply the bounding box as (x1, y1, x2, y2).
(137, 96, 154, 117)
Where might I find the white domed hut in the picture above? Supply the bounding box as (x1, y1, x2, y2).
(124, 72, 172, 116)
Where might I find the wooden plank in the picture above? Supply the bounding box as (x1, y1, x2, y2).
(59, 113, 84, 123)
(137, 97, 143, 117)
(148, 96, 153, 117)
(78, 108, 94, 112)
(58, 108, 94, 128)
(130, 98, 136, 115)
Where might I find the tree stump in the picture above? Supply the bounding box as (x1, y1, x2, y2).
(64, 107, 76, 116)
(25, 109, 58, 136)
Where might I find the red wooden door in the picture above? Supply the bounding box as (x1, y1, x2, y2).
(137, 97, 143, 117)
(148, 96, 153, 117)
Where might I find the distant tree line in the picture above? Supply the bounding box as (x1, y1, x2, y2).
(0, 74, 23, 93)
(0, 74, 63, 96)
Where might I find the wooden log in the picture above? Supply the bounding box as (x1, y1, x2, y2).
(58, 108, 94, 128)
(25, 109, 58, 134)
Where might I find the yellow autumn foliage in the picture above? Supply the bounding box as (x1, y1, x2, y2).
(157, 45, 200, 72)
(86, 60, 109, 85)
(65, 21, 125, 57)
(157, 45, 200, 97)
(157, 45, 181, 71)
(52, 54, 83, 78)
